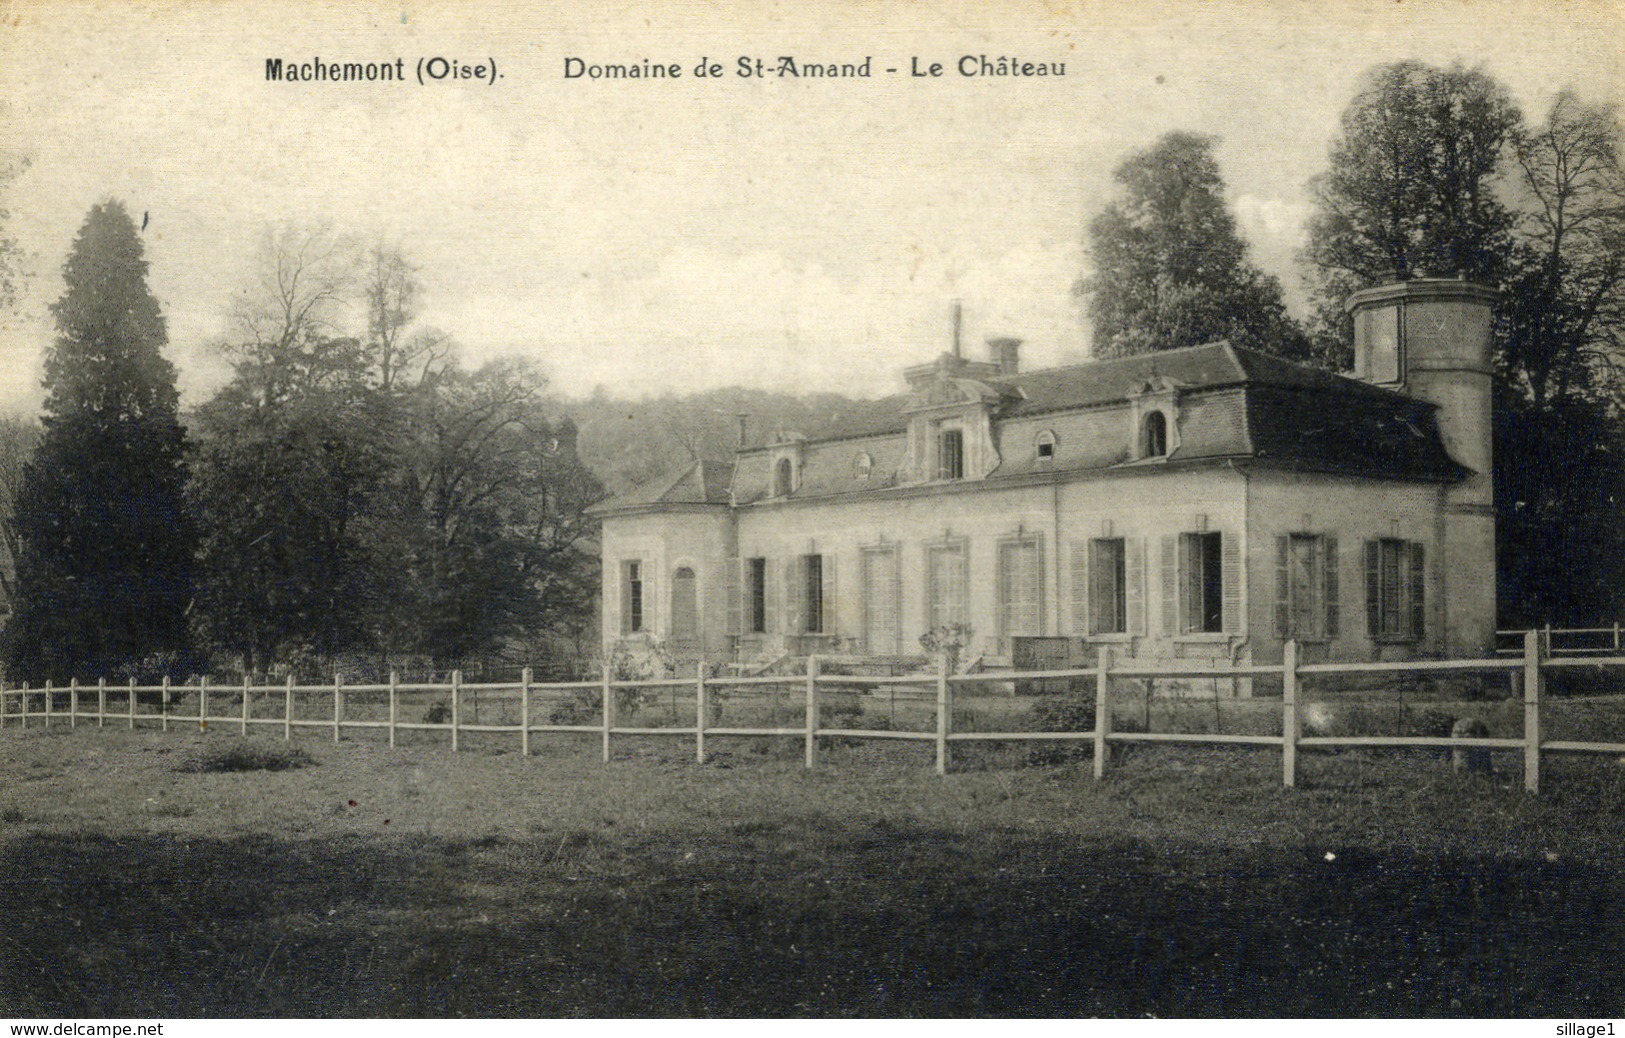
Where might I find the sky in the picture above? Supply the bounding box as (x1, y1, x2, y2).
(1, 0, 1622, 415)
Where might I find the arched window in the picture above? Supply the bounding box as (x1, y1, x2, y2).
(774, 458, 794, 497)
(1035, 429, 1058, 463)
(1143, 411, 1168, 458)
(854, 451, 873, 481)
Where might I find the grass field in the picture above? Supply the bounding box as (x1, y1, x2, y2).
(2, 725, 1623, 1018)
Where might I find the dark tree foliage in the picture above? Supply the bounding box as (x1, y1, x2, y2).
(0, 153, 28, 318)
(189, 229, 603, 677)
(3, 200, 196, 681)
(1305, 61, 1522, 367)
(188, 344, 392, 676)
(379, 360, 602, 669)
(1083, 131, 1309, 360)
(1308, 65, 1625, 625)
(1493, 92, 1625, 626)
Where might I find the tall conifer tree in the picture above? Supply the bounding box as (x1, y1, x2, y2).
(4, 200, 195, 681)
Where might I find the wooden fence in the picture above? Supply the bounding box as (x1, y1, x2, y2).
(4, 632, 1625, 793)
(1496, 624, 1625, 656)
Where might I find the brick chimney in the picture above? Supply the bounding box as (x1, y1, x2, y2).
(988, 337, 1022, 375)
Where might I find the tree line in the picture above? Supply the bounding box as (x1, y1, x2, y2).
(0, 58, 1619, 683)
(2, 206, 601, 684)
(1083, 61, 1625, 628)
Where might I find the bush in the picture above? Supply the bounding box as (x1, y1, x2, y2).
(1027, 692, 1097, 765)
(177, 740, 314, 773)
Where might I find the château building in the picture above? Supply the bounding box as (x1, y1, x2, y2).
(590, 279, 1497, 683)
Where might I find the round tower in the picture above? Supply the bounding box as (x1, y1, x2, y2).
(1346, 278, 1498, 657)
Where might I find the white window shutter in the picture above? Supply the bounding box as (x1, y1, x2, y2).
(1160, 535, 1178, 636)
(1126, 537, 1146, 635)
(1323, 536, 1340, 639)
(1221, 532, 1242, 634)
(1069, 540, 1089, 636)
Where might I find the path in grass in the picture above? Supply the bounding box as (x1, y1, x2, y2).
(2, 728, 1623, 1017)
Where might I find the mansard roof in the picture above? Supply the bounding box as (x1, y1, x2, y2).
(595, 341, 1469, 514)
(590, 459, 734, 515)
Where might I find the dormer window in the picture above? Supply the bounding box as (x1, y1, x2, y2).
(854, 451, 873, 481)
(774, 458, 794, 497)
(1036, 429, 1057, 463)
(938, 428, 965, 480)
(1142, 411, 1168, 458)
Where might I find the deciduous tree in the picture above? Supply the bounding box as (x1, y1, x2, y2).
(1305, 60, 1521, 367)
(1082, 131, 1308, 359)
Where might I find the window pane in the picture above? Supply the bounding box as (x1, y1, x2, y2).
(1090, 538, 1125, 634)
(748, 557, 767, 633)
(804, 555, 823, 634)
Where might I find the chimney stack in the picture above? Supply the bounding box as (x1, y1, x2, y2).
(951, 301, 962, 359)
(988, 337, 1022, 375)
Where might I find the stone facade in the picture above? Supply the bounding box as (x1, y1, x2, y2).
(593, 280, 1497, 685)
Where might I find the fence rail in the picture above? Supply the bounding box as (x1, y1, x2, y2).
(3, 632, 1624, 793)
(1496, 624, 1625, 656)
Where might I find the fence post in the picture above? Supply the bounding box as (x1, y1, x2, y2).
(128, 676, 136, 729)
(805, 656, 820, 770)
(333, 674, 343, 744)
(283, 674, 293, 742)
(451, 670, 462, 753)
(935, 657, 950, 777)
(695, 660, 707, 765)
(199, 675, 209, 732)
(1282, 639, 1299, 788)
(162, 676, 170, 733)
(388, 671, 399, 749)
(242, 674, 251, 736)
(70, 678, 79, 728)
(520, 667, 532, 757)
(1524, 629, 1543, 794)
(1093, 647, 1112, 780)
(95, 677, 104, 727)
(1614, 622, 1620, 654)
(601, 667, 613, 764)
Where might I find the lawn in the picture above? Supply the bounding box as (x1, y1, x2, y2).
(1, 724, 1623, 1017)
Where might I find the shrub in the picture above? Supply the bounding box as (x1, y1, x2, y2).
(1027, 692, 1097, 765)
(177, 741, 314, 773)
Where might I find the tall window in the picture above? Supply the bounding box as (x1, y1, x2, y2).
(747, 556, 768, 633)
(938, 428, 965, 480)
(622, 560, 644, 634)
(773, 458, 793, 497)
(861, 546, 900, 653)
(1180, 532, 1223, 633)
(1089, 538, 1126, 634)
(1367, 539, 1424, 641)
(1143, 411, 1168, 458)
(926, 541, 968, 629)
(1277, 534, 1339, 641)
(802, 554, 824, 634)
(670, 565, 698, 649)
(997, 538, 1043, 644)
